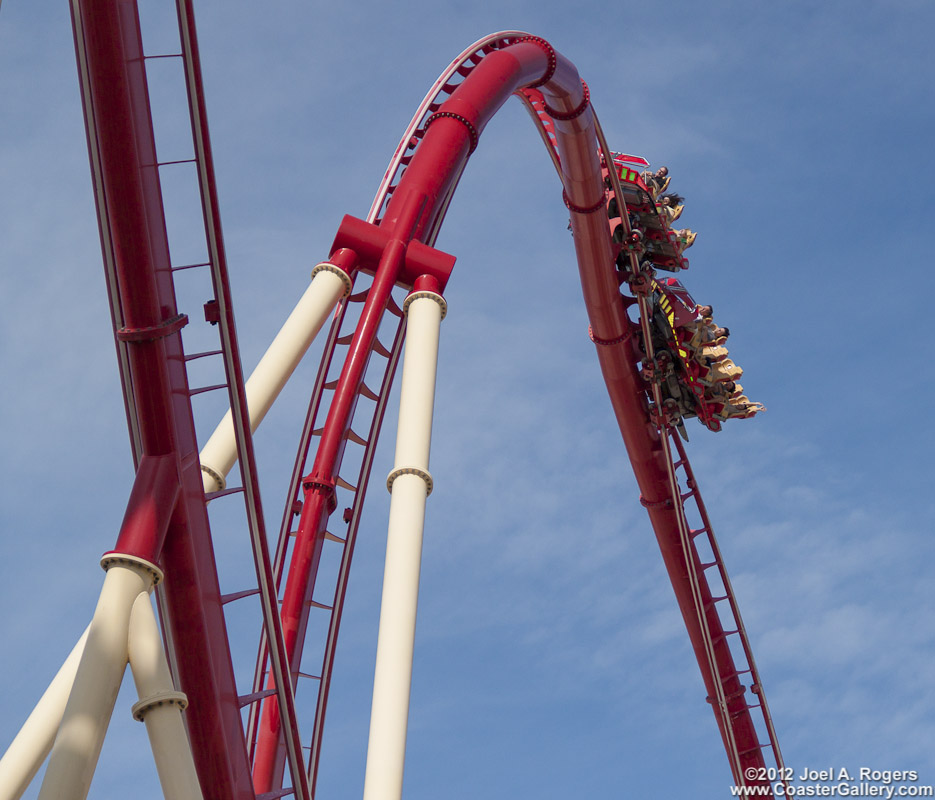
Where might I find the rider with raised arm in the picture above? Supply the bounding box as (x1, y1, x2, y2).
(641, 165, 670, 198)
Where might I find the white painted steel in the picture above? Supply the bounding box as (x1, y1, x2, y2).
(200, 265, 350, 492)
(0, 555, 203, 800)
(37, 558, 157, 800)
(0, 628, 89, 800)
(127, 593, 203, 800)
(362, 292, 444, 800)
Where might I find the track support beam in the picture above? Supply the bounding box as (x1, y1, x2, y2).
(200, 251, 356, 493)
(362, 280, 446, 800)
(37, 556, 202, 800)
(0, 629, 89, 800)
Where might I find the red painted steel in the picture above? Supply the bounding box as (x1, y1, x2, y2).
(670, 433, 788, 792)
(250, 33, 776, 794)
(70, 1, 254, 796)
(175, 0, 312, 796)
(251, 39, 578, 792)
(111, 454, 180, 560)
(246, 283, 410, 795)
(68, 6, 779, 792)
(252, 188, 437, 791)
(588, 127, 769, 783)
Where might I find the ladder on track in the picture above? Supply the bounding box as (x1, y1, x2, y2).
(126, 17, 785, 795)
(244, 277, 409, 794)
(240, 38, 538, 788)
(664, 432, 788, 791)
(593, 126, 789, 794)
(125, 1, 312, 796)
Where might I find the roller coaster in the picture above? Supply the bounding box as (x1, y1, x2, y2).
(0, 3, 787, 799)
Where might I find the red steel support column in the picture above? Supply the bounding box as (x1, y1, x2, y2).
(253, 38, 597, 794)
(557, 123, 766, 776)
(594, 329, 764, 776)
(111, 454, 180, 562)
(378, 33, 766, 782)
(70, 1, 254, 796)
(253, 190, 432, 792)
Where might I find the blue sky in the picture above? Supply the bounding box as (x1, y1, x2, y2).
(2, 1, 934, 798)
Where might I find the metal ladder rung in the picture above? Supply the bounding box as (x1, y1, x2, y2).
(238, 688, 276, 707)
(220, 588, 260, 605)
(345, 429, 367, 446)
(157, 158, 197, 167)
(372, 338, 391, 358)
(170, 261, 211, 272)
(205, 486, 245, 501)
(335, 333, 390, 358)
(385, 295, 404, 318)
(711, 629, 740, 645)
(335, 476, 357, 492)
(143, 53, 183, 60)
(323, 531, 346, 544)
(184, 349, 223, 362)
(256, 788, 295, 800)
(307, 600, 332, 611)
(189, 382, 228, 396)
(721, 667, 753, 680)
(297, 671, 321, 681)
(359, 381, 380, 401)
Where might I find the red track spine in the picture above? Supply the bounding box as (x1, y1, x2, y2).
(70, 1, 254, 795)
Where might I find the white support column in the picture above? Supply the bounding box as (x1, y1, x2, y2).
(127, 593, 203, 800)
(200, 262, 352, 492)
(0, 627, 89, 800)
(362, 288, 446, 800)
(37, 555, 160, 800)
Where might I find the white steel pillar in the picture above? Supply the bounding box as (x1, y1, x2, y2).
(127, 593, 202, 800)
(362, 286, 446, 800)
(37, 555, 160, 800)
(0, 627, 89, 800)
(200, 261, 353, 492)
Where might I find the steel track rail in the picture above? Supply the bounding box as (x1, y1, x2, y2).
(599, 122, 746, 781)
(253, 31, 787, 796)
(67, 17, 786, 794)
(252, 32, 587, 793)
(596, 121, 783, 791)
(69, 2, 256, 794)
(671, 435, 789, 793)
(176, 2, 310, 796)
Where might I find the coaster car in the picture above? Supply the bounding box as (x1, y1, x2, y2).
(603, 153, 688, 273)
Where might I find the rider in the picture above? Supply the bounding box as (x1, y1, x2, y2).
(641, 165, 670, 198)
(658, 192, 685, 223)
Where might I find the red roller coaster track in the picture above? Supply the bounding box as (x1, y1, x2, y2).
(0, 2, 786, 798)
